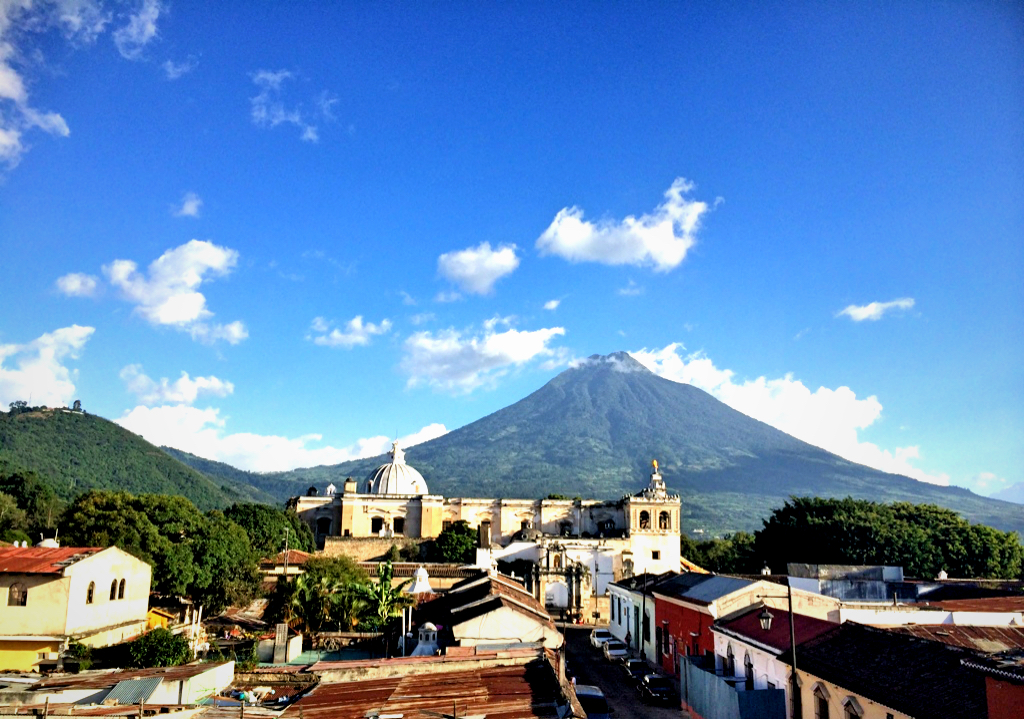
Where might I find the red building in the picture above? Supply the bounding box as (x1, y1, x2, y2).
(652, 573, 777, 677)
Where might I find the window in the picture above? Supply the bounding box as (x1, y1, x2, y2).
(443, 520, 452, 531)
(659, 511, 670, 530)
(371, 516, 384, 534)
(393, 517, 405, 534)
(118, 578, 126, 600)
(639, 511, 650, 529)
(8, 582, 27, 606)
(86, 581, 95, 604)
(842, 697, 864, 719)
(315, 517, 332, 536)
(813, 686, 829, 719)
(643, 611, 650, 641)
(110, 579, 118, 601)
(744, 653, 754, 690)
(726, 644, 736, 676)
(652, 550, 661, 560)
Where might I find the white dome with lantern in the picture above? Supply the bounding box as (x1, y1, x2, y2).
(365, 441, 428, 495)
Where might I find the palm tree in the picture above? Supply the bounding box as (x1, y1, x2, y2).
(364, 561, 414, 625)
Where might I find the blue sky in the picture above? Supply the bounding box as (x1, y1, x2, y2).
(1, 1, 1021, 497)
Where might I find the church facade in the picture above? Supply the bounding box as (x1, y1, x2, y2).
(290, 442, 682, 616)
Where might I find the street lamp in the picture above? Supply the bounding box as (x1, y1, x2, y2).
(758, 578, 799, 719)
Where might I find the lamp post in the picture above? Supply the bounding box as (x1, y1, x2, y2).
(758, 579, 798, 719)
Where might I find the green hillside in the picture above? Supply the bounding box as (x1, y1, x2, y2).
(0, 407, 271, 510)
(214, 352, 1024, 537)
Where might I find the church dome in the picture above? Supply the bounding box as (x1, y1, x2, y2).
(365, 442, 428, 495)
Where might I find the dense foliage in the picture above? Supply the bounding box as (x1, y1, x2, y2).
(432, 520, 477, 563)
(0, 467, 65, 540)
(0, 407, 261, 510)
(127, 628, 192, 667)
(224, 503, 315, 557)
(681, 497, 1024, 579)
(60, 490, 261, 612)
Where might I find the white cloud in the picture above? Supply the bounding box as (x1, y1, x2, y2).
(112, 0, 160, 60)
(409, 313, 435, 326)
(0, 1, 86, 168)
(120, 364, 233, 405)
(162, 57, 196, 80)
(543, 299, 560, 311)
(629, 343, 949, 485)
(250, 69, 332, 143)
(173, 191, 202, 217)
(617, 280, 644, 297)
(116, 404, 448, 472)
(434, 290, 462, 303)
(55, 272, 100, 297)
(0, 325, 94, 407)
(310, 315, 392, 348)
(437, 242, 519, 295)
(402, 320, 566, 393)
(837, 297, 915, 322)
(101, 239, 247, 343)
(536, 178, 715, 272)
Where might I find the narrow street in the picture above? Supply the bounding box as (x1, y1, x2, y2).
(562, 626, 684, 719)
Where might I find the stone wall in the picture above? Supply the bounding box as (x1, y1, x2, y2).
(322, 536, 421, 561)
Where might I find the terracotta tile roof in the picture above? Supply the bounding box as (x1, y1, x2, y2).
(263, 549, 313, 566)
(0, 546, 104, 574)
(881, 624, 1024, 653)
(791, 623, 988, 719)
(284, 660, 564, 719)
(713, 605, 835, 653)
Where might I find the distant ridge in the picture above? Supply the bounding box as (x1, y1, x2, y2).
(0, 408, 273, 510)
(180, 351, 1023, 536)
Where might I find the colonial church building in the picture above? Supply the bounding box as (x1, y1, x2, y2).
(291, 443, 682, 617)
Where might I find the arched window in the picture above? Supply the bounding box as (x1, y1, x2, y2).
(842, 697, 864, 719)
(393, 517, 405, 535)
(371, 516, 385, 534)
(553, 554, 562, 569)
(86, 581, 95, 605)
(744, 653, 754, 690)
(8, 582, 27, 606)
(813, 685, 830, 719)
(639, 511, 650, 529)
(316, 517, 332, 537)
(118, 579, 126, 600)
(110, 579, 118, 601)
(726, 644, 735, 676)
(658, 511, 670, 530)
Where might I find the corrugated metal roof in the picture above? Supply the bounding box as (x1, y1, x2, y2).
(284, 660, 564, 719)
(922, 597, 1024, 612)
(882, 625, 1024, 653)
(0, 546, 103, 574)
(100, 677, 163, 705)
(681, 576, 753, 604)
(33, 662, 232, 691)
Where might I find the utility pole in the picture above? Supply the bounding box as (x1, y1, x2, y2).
(282, 527, 290, 579)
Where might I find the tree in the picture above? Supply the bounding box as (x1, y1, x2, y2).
(432, 520, 476, 563)
(127, 628, 192, 667)
(0, 491, 28, 543)
(224, 503, 315, 557)
(362, 561, 413, 627)
(754, 497, 1024, 579)
(286, 556, 371, 632)
(189, 512, 261, 614)
(0, 467, 64, 537)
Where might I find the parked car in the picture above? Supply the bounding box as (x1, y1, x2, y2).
(621, 658, 649, 685)
(638, 674, 678, 706)
(589, 628, 613, 649)
(602, 640, 629, 662)
(575, 685, 612, 719)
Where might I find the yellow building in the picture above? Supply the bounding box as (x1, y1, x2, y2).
(0, 543, 152, 671)
(292, 443, 682, 618)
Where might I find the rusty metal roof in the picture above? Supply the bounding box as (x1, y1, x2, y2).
(0, 546, 104, 574)
(32, 663, 233, 691)
(921, 596, 1024, 612)
(882, 625, 1024, 653)
(284, 660, 564, 719)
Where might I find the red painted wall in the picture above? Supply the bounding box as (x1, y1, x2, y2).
(986, 676, 1024, 719)
(653, 595, 715, 676)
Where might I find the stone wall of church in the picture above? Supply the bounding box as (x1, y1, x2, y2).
(321, 537, 404, 561)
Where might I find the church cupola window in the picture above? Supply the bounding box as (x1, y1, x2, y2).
(659, 511, 670, 530)
(639, 511, 651, 529)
